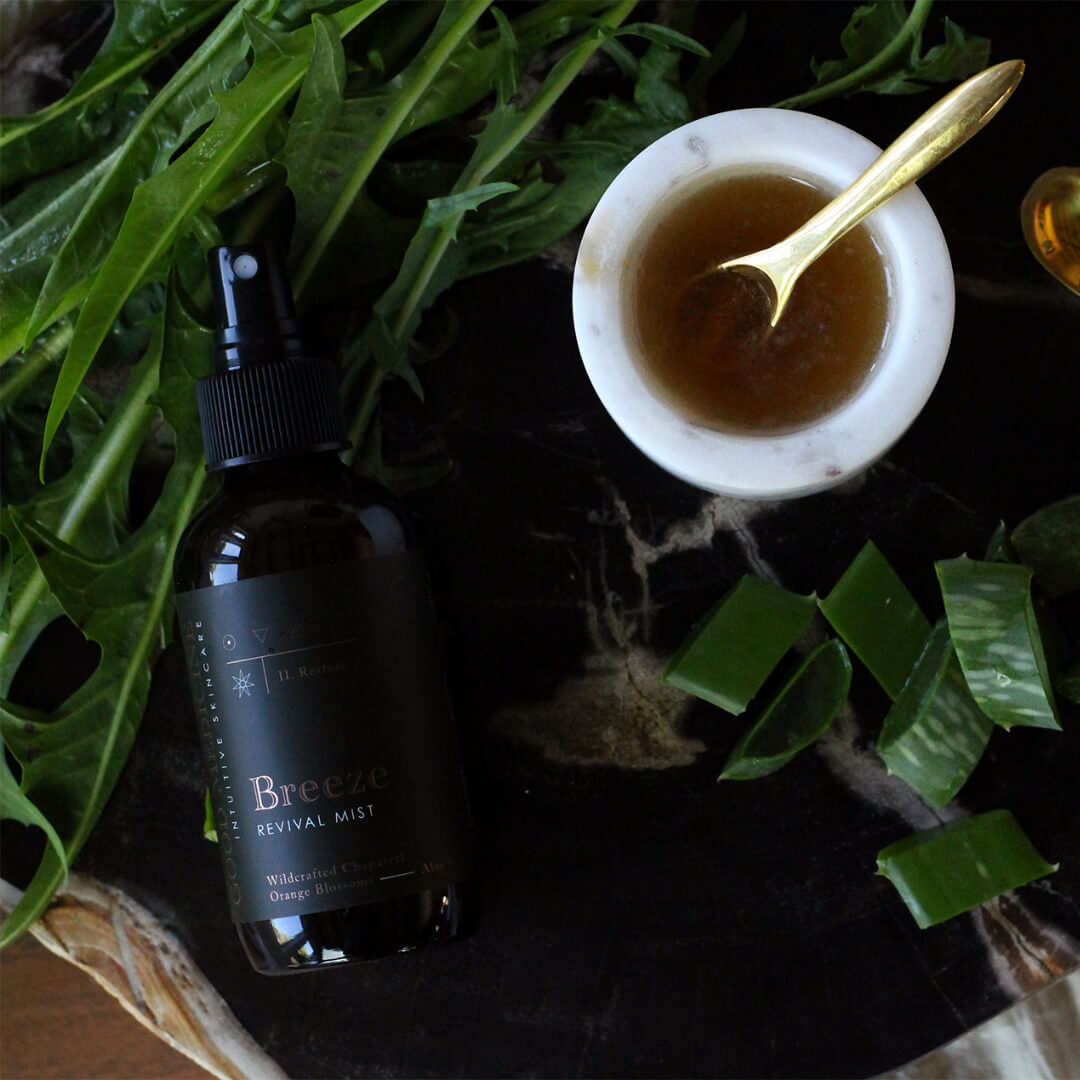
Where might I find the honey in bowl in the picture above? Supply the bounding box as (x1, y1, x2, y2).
(625, 171, 892, 435)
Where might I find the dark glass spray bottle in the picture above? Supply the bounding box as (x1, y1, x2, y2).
(173, 244, 475, 974)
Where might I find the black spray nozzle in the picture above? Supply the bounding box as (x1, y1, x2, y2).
(209, 243, 304, 369)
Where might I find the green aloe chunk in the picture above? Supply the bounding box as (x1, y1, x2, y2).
(720, 639, 852, 780)
(819, 541, 932, 699)
(663, 576, 817, 715)
(877, 810, 1058, 929)
(1057, 659, 1080, 705)
(1010, 495, 1080, 598)
(936, 557, 1061, 730)
(877, 619, 993, 806)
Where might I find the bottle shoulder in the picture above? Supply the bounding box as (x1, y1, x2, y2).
(174, 465, 416, 591)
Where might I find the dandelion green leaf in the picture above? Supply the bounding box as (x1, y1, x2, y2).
(38, 0, 386, 469)
(0, 286, 210, 946)
(0, 0, 228, 186)
(26, 0, 279, 348)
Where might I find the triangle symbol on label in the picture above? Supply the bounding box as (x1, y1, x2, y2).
(252, 627, 269, 644)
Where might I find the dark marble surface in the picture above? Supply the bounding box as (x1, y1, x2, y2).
(9, 2, 1080, 1077)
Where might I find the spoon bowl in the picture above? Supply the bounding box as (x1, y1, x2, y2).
(711, 60, 1025, 327)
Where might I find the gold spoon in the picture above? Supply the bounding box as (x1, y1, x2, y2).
(711, 59, 1025, 328)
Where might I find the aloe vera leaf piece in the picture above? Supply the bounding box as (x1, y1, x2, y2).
(1056, 659, 1080, 704)
(662, 576, 817, 715)
(936, 557, 1061, 731)
(720, 639, 851, 780)
(877, 618, 994, 806)
(876, 810, 1058, 929)
(1010, 495, 1080, 598)
(819, 541, 932, 700)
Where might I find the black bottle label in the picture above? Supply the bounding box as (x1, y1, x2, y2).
(175, 553, 473, 924)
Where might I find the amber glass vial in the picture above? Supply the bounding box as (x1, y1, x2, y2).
(174, 245, 475, 973)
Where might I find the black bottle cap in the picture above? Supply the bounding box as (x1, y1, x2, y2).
(197, 243, 349, 471)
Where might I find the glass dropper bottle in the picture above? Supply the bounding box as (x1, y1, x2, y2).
(173, 243, 476, 974)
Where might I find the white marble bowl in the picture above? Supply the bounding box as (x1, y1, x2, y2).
(572, 108, 955, 500)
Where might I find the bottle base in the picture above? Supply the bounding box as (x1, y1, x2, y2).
(236, 881, 476, 974)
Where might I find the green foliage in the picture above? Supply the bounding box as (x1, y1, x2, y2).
(0, 0, 998, 946)
(720, 640, 851, 780)
(776, 0, 990, 109)
(877, 810, 1057, 929)
(663, 576, 818, 716)
(0, 285, 210, 946)
(876, 618, 994, 806)
(666, 515, 1076, 924)
(819, 539, 932, 700)
(936, 556, 1061, 731)
(1010, 495, 1080, 598)
(23, 0, 282, 351)
(0, 1, 229, 186)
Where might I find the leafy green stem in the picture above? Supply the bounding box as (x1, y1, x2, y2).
(344, 359, 384, 461)
(36, 0, 389, 474)
(0, 461, 208, 948)
(0, 2, 229, 151)
(0, 360, 159, 673)
(293, 0, 494, 302)
(202, 160, 287, 217)
(390, 0, 636, 341)
(0, 320, 74, 409)
(773, 0, 934, 109)
(74, 466, 206, 852)
(0, 279, 89, 369)
(188, 212, 223, 252)
(344, 0, 635, 454)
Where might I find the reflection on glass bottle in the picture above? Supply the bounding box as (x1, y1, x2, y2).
(1021, 166, 1080, 296)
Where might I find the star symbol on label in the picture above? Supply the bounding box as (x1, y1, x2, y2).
(232, 670, 255, 698)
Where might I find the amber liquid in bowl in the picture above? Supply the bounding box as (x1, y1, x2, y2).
(626, 171, 891, 435)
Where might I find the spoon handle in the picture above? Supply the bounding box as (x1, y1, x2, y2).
(782, 59, 1025, 274)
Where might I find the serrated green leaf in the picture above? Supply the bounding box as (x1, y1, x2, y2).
(25, 0, 280, 349)
(288, 0, 493, 301)
(0, 144, 120, 362)
(615, 21, 708, 59)
(0, 283, 210, 947)
(907, 16, 992, 84)
(720, 639, 851, 780)
(464, 42, 694, 276)
(0, 0, 229, 186)
(278, 14, 348, 263)
(0, 350, 159, 696)
(340, 0, 638, 450)
(777, 0, 990, 110)
(877, 810, 1057, 929)
(38, 0, 387, 470)
(0, 722, 68, 877)
(877, 618, 994, 806)
(937, 557, 1061, 731)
